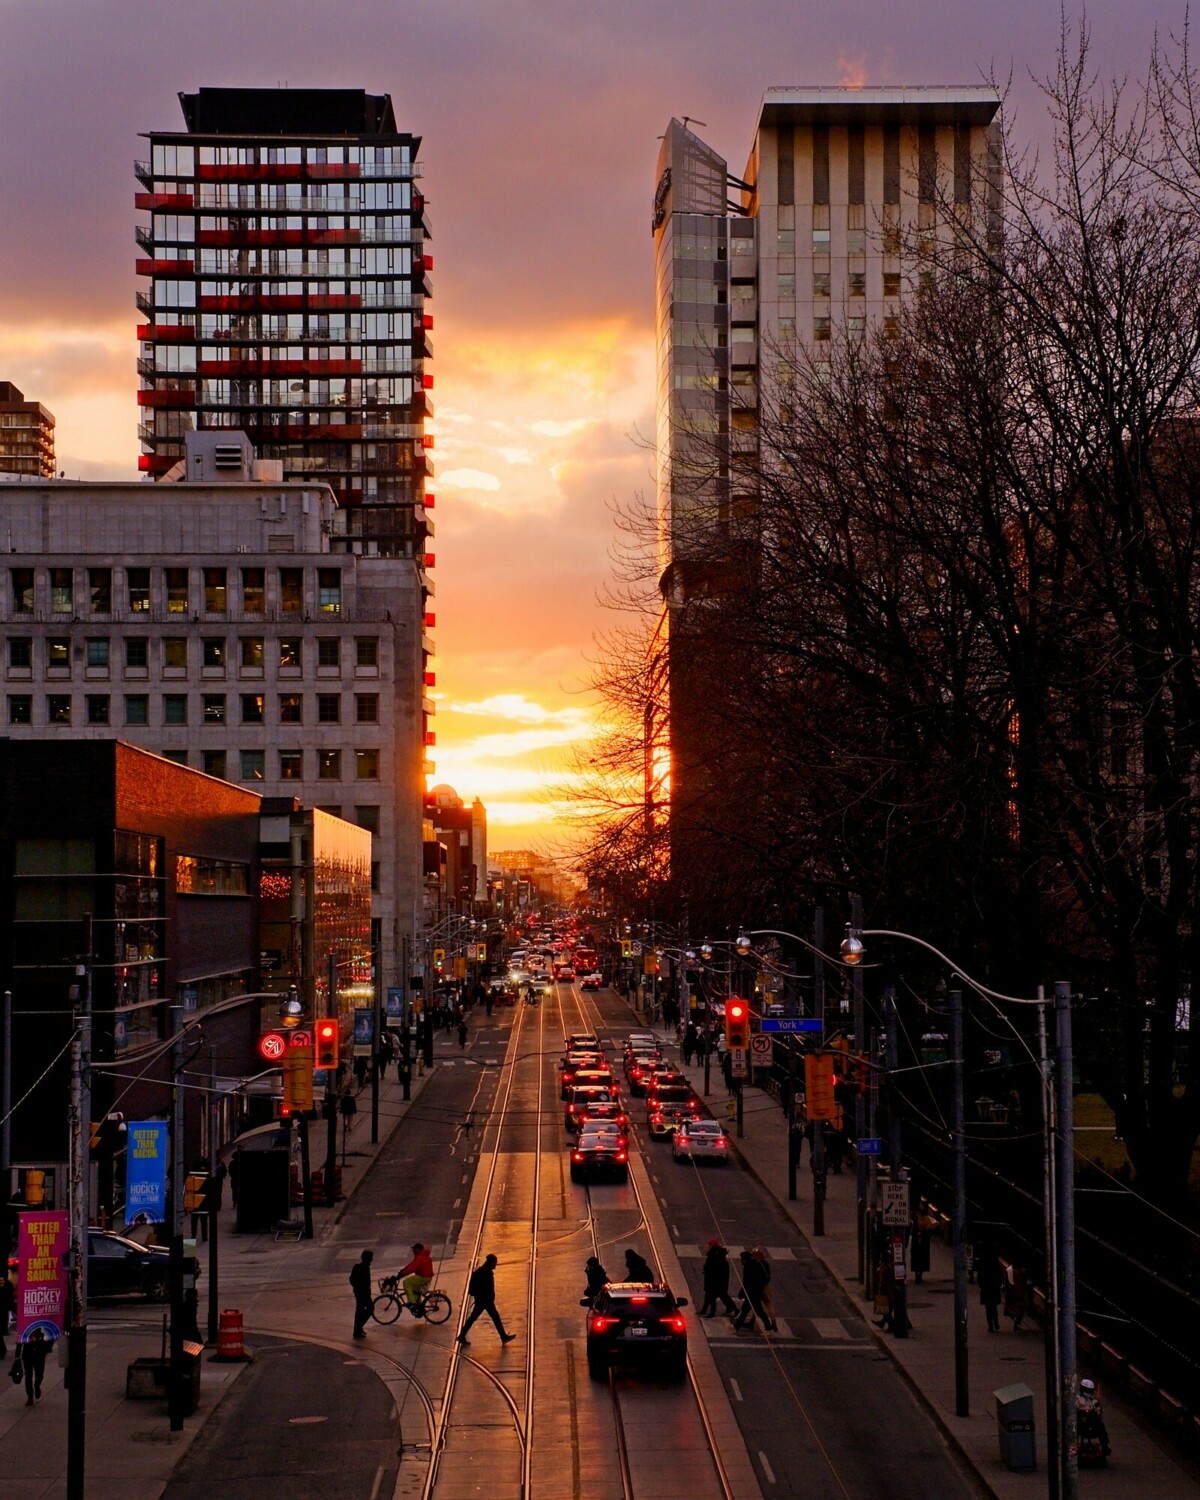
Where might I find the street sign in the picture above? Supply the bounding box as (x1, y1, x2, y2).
(750, 1033, 773, 1060)
(760, 1017, 823, 1033)
(631, 941, 643, 956)
(882, 1182, 909, 1226)
(857, 1137, 883, 1156)
(730, 1049, 747, 1077)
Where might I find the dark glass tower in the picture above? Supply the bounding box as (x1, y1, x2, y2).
(136, 88, 433, 565)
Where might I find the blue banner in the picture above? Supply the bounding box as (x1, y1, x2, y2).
(386, 987, 406, 1020)
(352, 1006, 375, 1052)
(125, 1121, 169, 1222)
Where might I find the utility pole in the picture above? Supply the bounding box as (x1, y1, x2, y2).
(324, 949, 338, 1206)
(950, 987, 969, 1417)
(851, 894, 866, 1281)
(168, 1002, 186, 1432)
(812, 906, 826, 1237)
(1, 990, 11, 1203)
(370, 944, 381, 1145)
(207, 1089, 220, 1345)
(67, 918, 92, 1500)
(1055, 980, 1079, 1500)
(1038, 991, 1061, 1500)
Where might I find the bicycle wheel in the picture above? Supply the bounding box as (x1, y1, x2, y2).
(372, 1292, 402, 1325)
(422, 1291, 452, 1325)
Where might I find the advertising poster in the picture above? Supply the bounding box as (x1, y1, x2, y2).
(126, 1120, 169, 1222)
(385, 987, 405, 1021)
(352, 1005, 375, 1055)
(16, 1210, 69, 1340)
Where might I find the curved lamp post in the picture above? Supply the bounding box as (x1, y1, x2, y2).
(841, 923, 1077, 1500)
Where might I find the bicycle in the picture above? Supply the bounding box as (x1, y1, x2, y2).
(372, 1274, 452, 1325)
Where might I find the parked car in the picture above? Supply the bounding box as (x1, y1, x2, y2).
(580, 971, 604, 989)
(87, 1230, 173, 1301)
(672, 1118, 730, 1163)
(583, 1281, 688, 1381)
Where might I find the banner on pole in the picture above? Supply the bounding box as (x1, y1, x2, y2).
(352, 1005, 375, 1054)
(16, 1210, 69, 1340)
(126, 1120, 169, 1222)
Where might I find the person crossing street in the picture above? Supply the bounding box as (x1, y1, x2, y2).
(456, 1253, 515, 1346)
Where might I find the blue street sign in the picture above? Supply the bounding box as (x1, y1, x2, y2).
(857, 1137, 883, 1156)
(759, 1017, 823, 1033)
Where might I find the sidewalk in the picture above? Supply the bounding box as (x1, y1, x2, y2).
(672, 1043, 1200, 1499)
(0, 1043, 441, 1500)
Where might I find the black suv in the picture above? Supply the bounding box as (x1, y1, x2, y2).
(583, 1281, 688, 1381)
(87, 1230, 172, 1300)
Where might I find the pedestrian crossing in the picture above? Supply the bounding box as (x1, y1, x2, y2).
(700, 1315, 867, 1346)
(675, 1244, 797, 1260)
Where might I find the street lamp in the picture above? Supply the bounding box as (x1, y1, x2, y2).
(841, 922, 1078, 1500)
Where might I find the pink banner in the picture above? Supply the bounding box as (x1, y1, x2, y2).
(17, 1210, 69, 1341)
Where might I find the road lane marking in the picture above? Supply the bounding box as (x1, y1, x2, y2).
(758, 1450, 776, 1485)
(812, 1317, 847, 1339)
(730, 1378, 743, 1402)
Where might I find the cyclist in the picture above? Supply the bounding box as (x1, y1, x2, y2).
(400, 1242, 434, 1312)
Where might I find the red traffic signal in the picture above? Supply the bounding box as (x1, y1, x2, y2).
(314, 1019, 339, 1071)
(725, 999, 749, 1051)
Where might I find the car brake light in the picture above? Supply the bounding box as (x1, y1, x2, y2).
(630, 1295, 648, 1304)
(616, 1151, 627, 1161)
(590, 1315, 618, 1333)
(572, 1152, 583, 1161)
(716, 1138, 727, 1147)
(662, 1315, 686, 1332)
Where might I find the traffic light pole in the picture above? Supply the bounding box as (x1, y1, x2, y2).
(67, 920, 92, 1500)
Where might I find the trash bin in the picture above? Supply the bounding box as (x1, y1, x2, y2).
(994, 1382, 1036, 1470)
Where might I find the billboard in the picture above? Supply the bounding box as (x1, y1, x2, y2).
(125, 1120, 169, 1222)
(17, 1211, 69, 1340)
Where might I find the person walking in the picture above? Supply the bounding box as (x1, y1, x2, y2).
(20, 1328, 51, 1404)
(1004, 1262, 1029, 1331)
(732, 1249, 771, 1331)
(975, 1240, 1004, 1332)
(911, 1200, 936, 1283)
(582, 1256, 608, 1304)
(456, 1254, 515, 1346)
(0, 1267, 15, 1360)
(457, 1018, 468, 1050)
(873, 1252, 897, 1333)
(623, 1248, 654, 1283)
(751, 1247, 778, 1331)
(349, 1249, 374, 1339)
(698, 1239, 737, 1318)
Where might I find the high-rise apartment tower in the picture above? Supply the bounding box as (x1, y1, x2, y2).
(653, 89, 1001, 903)
(136, 89, 433, 568)
(0, 382, 55, 479)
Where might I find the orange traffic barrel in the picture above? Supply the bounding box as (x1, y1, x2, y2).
(213, 1308, 250, 1362)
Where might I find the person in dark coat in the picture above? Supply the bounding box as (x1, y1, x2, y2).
(732, 1249, 771, 1331)
(623, 1248, 655, 1283)
(698, 1239, 737, 1318)
(975, 1241, 1004, 1332)
(349, 1249, 374, 1339)
(911, 1200, 935, 1283)
(456, 1253, 515, 1346)
(20, 1328, 51, 1404)
(582, 1257, 608, 1304)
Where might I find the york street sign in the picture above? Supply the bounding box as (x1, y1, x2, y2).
(759, 1017, 823, 1033)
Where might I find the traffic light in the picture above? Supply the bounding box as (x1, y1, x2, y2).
(476, 943, 487, 962)
(315, 1018, 339, 1071)
(433, 946, 445, 972)
(621, 939, 633, 959)
(805, 1053, 839, 1122)
(184, 1172, 207, 1213)
(725, 998, 749, 1050)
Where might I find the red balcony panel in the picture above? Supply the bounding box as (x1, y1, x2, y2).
(305, 162, 360, 178)
(310, 294, 362, 309)
(137, 387, 195, 407)
(422, 315, 434, 330)
(424, 553, 435, 567)
(138, 453, 179, 474)
(423, 493, 435, 508)
(197, 163, 303, 181)
(138, 324, 195, 342)
(136, 258, 194, 276)
(307, 228, 361, 246)
(423, 374, 434, 389)
(422, 255, 434, 271)
(424, 612, 436, 627)
(424, 732, 436, 746)
(135, 192, 195, 210)
(424, 672, 436, 688)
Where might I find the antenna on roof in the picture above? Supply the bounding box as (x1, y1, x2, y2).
(681, 116, 707, 131)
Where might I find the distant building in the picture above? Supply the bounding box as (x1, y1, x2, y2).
(0, 382, 55, 479)
(426, 784, 487, 914)
(0, 435, 425, 996)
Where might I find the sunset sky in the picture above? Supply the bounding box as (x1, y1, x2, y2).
(0, 0, 1168, 853)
